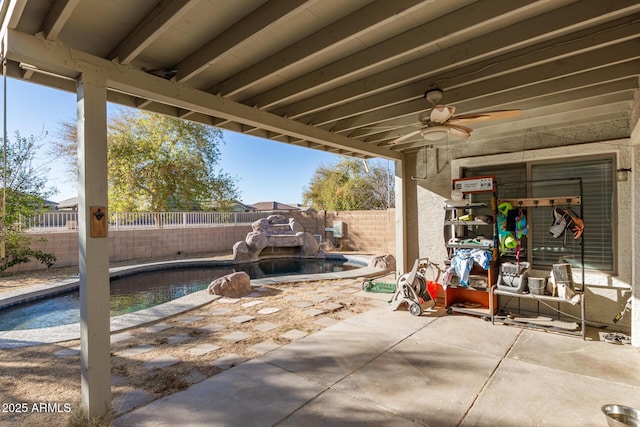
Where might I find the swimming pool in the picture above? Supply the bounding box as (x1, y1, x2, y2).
(0, 258, 359, 330)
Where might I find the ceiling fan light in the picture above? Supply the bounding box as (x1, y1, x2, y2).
(422, 126, 449, 141)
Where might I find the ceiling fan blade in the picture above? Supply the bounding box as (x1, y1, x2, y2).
(389, 129, 423, 145)
(449, 109, 522, 125)
(446, 123, 471, 139)
(430, 105, 456, 124)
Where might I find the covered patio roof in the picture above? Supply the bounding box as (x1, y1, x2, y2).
(2, 0, 640, 420)
(2, 0, 639, 159)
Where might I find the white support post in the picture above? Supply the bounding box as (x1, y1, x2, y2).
(394, 159, 407, 274)
(630, 90, 640, 348)
(77, 72, 111, 417)
(632, 140, 640, 348)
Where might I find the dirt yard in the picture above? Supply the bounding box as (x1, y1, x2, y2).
(0, 261, 391, 427)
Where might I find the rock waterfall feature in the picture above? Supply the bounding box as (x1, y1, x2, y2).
(232, 215, 320, 263)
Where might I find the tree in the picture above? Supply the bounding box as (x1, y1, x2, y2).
(54, 109, 239, 212)
(303, 158, 394, 210)
(0, 131, 57, 272)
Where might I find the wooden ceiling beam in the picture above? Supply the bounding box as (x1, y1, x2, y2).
(109, 0, 198, 65)
(5, 29, 402, 161)
(175, 0, 308, 84)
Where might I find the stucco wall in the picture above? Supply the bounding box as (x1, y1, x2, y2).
(406, 140, 635, 328)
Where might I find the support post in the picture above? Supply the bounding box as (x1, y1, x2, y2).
(394, 159, 407, 274)
(631, 93, 640, 348)
(632, 142, 639, 348)
(77, 72, 111, 417)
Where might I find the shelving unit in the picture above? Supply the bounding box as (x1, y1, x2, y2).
(443, 176, 499, 319)
(490, 288, 586, 339)
(488, 182, 586, 338)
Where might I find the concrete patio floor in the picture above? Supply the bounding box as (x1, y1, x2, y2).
(115, 303, 640, 427)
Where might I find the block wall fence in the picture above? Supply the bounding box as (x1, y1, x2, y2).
(10, 209, 396, 273)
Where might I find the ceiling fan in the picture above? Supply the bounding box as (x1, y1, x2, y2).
(389, 89, 522, 145)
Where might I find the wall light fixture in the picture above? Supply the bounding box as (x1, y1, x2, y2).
(616, 168, 631, 182)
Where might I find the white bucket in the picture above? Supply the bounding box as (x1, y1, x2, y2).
(528, 277, 547, 295)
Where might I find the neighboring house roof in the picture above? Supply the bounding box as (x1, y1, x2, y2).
(207, 199, 256, 212)
(250, 201, 298, 211)
(57, 197, 79, 210)
(228, 201, 257, 212)
(295, 204, 313, 212)
(43, 199, 59, 210)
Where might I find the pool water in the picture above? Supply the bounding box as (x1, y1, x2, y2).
(0, 258, 358, 330)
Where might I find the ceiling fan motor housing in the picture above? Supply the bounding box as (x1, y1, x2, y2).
(425, 89, 443, 105)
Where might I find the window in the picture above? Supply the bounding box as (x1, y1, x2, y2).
(464, 156, 614, 271)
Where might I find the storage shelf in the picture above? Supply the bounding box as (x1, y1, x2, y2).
(446, 283, 488, 290)
(490, 286, 585, 339)
(490, 179, 585, 339)
(443, 176, 498, 319)
(493, 317, 581, 336)
(446, 243, 494, 249)
(493, 289, 582, 304)
(498, 196, 581, 208)
(447, 305, 493, 319)
(444, 202, 487, 209)
(444, 220, 490, 226)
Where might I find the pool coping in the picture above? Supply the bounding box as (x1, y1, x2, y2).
(0, 254, 385, 348)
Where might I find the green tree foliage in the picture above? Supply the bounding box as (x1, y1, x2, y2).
(303, 158, 394, 210)
(52, 119, 78, 179)
(54, 109, 239, 212)
(0, 131, 57, 272)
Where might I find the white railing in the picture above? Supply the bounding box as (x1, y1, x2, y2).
(21, 211, 273, 231)
(19, 211, 80, 230)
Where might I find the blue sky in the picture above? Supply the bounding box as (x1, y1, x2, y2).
(2, 77, 388, 205)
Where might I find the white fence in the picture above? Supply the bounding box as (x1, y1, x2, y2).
(20, 211, 273, 231)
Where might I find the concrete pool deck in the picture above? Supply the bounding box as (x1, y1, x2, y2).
(2, 256, 639, 426)
(113, 302, 640, 427)
(0, 254, 382, 349)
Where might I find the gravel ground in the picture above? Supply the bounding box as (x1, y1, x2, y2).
(0, 258, 391, 426)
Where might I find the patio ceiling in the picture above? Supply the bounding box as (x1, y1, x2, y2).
(2, 0, 639, 160)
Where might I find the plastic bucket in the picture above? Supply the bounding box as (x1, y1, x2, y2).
(528, 277, 547, 295)
(427, 281, 438, 301)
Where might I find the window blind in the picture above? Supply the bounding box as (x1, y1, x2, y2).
(531, 158, 613, 271)
(463, 157, 614, 271)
